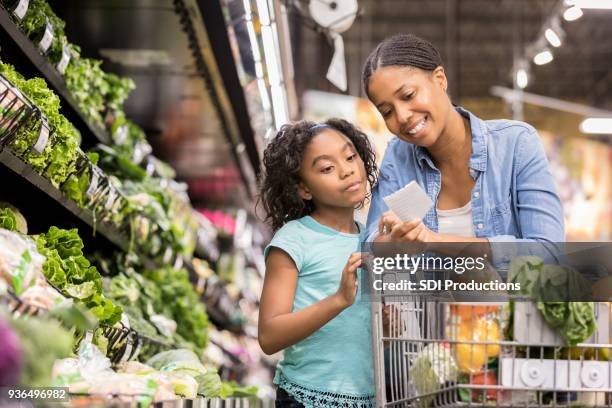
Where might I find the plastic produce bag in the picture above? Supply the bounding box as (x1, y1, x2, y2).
(409, 343, 458, 408)
(0, 228, 45, 295)
(146, 349, 200, 369)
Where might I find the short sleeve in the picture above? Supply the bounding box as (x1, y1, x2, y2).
(264, 221, 305, 270)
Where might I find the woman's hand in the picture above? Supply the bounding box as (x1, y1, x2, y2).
(378, 211, 437, 243)
(334, 252, 362, 309)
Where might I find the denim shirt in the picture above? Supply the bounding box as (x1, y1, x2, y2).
(366, 106, 565, 270)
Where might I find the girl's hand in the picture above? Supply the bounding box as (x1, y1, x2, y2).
(335, 252, 362, 309)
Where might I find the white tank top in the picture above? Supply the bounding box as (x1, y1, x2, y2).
(437, 201, 475, 237)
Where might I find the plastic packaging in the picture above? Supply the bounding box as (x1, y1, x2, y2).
(0, 228, 45, 295)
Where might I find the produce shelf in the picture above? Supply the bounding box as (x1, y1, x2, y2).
(0, 145, 248, 335)
(0, 6, 110, 148)
(0, 146, 128, 251)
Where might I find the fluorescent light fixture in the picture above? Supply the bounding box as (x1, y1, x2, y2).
(516, 69, 529, 89)
(573, 0, 612, 8)
(545, 28, 562, 47)
(271, 83, 289, 129)
(243, 0, 252, 15)
(256, 0, 270, 25)
(533, 50, 553, 65)
(579, 118, 612, 134)
(564, 5, 583, 20)
(261, 26, 281, 85)
(257, 77, 271, 111)
(246, 21, 261, 63)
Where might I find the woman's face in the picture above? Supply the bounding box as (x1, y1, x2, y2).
(367, 65, 451, 147)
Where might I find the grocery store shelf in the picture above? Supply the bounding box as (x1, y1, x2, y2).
(0, 6, 110, 148)
(0, 147, 128, 249)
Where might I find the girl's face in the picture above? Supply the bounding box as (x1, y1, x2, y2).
(367, 65, 451, 147)
(297, 129, 367, 210)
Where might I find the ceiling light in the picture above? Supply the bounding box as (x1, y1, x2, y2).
(533, 50, 553, 65)
(579, 118, 612, 134)
(545, 28, 562, 47)
(564, 5, 584, 20)
(573, 0, 612, 9)
(516, 69, 529, 89)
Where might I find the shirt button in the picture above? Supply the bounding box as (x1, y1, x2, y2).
(477, 223, 484, 230)
(473, 191, 480, 198)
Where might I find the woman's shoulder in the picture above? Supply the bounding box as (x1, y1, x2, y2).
(484, 118, 537, 140)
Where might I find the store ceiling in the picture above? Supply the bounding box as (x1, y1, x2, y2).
(49, 0, 253, 206)
(291, 0, 612, 110)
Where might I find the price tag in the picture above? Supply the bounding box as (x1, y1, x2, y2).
(104, 187, 117, 211)
(85, 169, 100, 198)
(114, 125, 128, 145)
(145, 157, 155, 176)
(173, 255, 183, 270)
(13, 0, 29, 20)
(31, 118, 49, 154)
(162, 247, 173, 264)
(38, 21, 54, 53)
(119, 335, 134, 364)
(56, 45, 71, 74)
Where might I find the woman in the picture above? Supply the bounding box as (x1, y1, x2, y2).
(363, 34, 565, 269)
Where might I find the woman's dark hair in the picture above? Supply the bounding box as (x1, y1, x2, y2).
(259, 119, 378, 231)
(362, 34, 443, 98)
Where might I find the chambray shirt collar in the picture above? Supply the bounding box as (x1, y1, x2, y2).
(415, 106, 488, 173)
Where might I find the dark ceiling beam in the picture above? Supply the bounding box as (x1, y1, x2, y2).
(445, 0, 459, 100)
(195, 0, 261, 179)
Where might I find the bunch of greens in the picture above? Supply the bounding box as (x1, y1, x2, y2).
(143, 267, 209, 352)
(0, 61, 79, 187)
(93, 143, 147, 181)
(61, 151, 99, 207)
(64, 53, 109, 127)
(15, 0, 66, 60)
(115, 178, 197, 259)
(0, 207, 17, 231)
(35, 226, 122, 325)
(105, 73, 135, 114)
(508, 256, 596, 346)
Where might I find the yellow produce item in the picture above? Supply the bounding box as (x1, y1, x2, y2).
(455, 343, 488, 373)
(454, 317, 501, 373)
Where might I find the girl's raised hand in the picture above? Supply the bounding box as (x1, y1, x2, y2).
(335, 252, 362, 309)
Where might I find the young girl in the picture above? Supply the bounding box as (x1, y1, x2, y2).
(258, 119, 378, 407)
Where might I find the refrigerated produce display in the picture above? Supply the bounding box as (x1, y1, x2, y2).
(0, 0, 275, 405)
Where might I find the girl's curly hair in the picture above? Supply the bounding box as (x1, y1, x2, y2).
(259, 118, 378, 231)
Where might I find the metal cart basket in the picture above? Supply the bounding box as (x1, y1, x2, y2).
(370, 268, 611, 407)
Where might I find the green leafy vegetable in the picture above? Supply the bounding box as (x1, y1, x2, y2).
(508, 256, 597, 346)
(35, 226, 122, 325)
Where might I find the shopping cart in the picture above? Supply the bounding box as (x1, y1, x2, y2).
(370, 268, 612, 407)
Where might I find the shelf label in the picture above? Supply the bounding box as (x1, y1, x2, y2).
(32, 118, 50, 154)
(85, 169, 100, 198)
(173, 255, 183, 270)
(163, 247, 173, 264)
(114, 125, 128, 145)
(56, 45, 71, 75)
(38, 21, 54, 53)
(104, 186, 117, 211)
(13, 0, 29, 20)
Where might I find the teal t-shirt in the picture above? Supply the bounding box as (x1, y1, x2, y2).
(264, 216, 375, 406)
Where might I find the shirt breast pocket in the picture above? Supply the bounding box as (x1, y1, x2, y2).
(491, 195, 518, 236)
